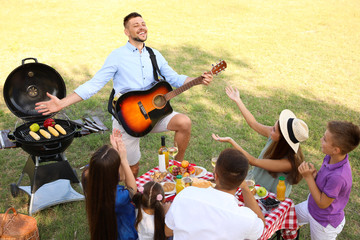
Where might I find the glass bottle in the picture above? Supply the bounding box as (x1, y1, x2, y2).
(158, 136, 169, 171)
(276, 176, 286, 201)
(175, 175, 184, 194)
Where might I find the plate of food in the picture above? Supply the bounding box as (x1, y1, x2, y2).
(254, 186, 268, 199)
(150, 171, 167, 182)
(194, 166, 207, 178)
(161, 181, 176, 195)
(191, 178, 213, 188)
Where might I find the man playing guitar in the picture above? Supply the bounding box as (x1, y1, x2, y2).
(36, 12, 213, 177)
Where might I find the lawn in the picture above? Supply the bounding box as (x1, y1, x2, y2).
(0, 0, 359, 239)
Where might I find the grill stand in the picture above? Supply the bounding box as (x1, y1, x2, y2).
(11, 153, 84, 215)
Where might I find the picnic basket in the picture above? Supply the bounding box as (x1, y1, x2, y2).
(0, 207, 39, 240)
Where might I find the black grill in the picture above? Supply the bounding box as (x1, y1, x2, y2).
(18, 125, 73, 142)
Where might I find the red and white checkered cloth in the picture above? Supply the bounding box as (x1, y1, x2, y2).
(136, 160, 298, 240)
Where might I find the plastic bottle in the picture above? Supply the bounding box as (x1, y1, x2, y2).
(276, 176, 286, 201)
(175, 175, 184, 194)
(158, 136, 169, 171)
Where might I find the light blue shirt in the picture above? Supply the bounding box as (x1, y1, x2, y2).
(75, 41, 188, 100)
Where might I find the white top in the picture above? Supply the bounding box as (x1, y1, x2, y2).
(165, 187, 264, 240)
(136, 208, 155, 240)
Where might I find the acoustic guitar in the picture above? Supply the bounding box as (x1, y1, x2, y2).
(113, 60, 227, 137)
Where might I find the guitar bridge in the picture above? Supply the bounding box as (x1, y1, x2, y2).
(138, 101, 149, 120)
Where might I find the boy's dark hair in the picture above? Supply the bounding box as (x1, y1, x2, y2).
(215, 148, 249, 190)
(123, 12, 142, 28)
(327, 121, 360, 154)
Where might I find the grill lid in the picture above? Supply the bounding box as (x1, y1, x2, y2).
(3, 58, 66, 121)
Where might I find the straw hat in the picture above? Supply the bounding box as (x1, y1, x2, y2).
(279, 109, 309, 153)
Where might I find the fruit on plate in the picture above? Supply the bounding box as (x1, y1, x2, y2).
(249, 186, 256, 195)
(169, 161, 199, 178)
(181, 160, 189, 168)
(43, 118, 56, 128)
(187, 165, 195, 175)
(256, 187, 267, 197)
(180, 167, 187, 175)
(29, 123, 40, 132)
(168, 165, 180, 176)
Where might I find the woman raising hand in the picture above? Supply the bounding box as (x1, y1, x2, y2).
(212, 86, 309, 197)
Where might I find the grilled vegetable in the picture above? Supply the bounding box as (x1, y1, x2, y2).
(29, 131, 40, 141)
(29, 123, 40, 132)
(43, 118, 56, 128)
(54, 124, 66, 135)
(39, 129, 51, 139)
(48, 126, 59, 137)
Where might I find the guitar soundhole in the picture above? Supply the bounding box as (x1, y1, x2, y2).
(153, 94, 166, 109)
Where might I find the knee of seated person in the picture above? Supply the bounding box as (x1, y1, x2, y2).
(174, 114, 192, 130)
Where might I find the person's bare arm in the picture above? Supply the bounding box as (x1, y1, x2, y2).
(299, 162, 334, 209)
(110, 129, 137, 195)
(164, 224, 173, 237)
(35, 92, 83, 115)
(212, 134, 292, 172)
(225, 86, 271, 137)
(240, 181, 265, 226)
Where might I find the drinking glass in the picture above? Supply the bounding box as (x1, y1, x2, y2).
(211, 157, 218, 168)
(245, 173, 255, 193)
(168, 142, 178, 160)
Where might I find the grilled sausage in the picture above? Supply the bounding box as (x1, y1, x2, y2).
(29, 131, 40, 141)
(48, 126, 59, 137)
(55, 124, 66, 135)
(39, 129, 51, 139)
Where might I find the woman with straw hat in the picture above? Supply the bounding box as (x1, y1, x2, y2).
(212, 86, 309, 197)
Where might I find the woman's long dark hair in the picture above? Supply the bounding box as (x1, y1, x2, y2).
(82, 145, 120, 240)
(132, 182, 166, 240)
(263, 123, 304, 184)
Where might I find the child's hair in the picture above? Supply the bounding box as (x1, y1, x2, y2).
(263, 122, 304, 184)
(82, 145, 121, 240)
(327, 121, 360, 154)
(215, 148, 249, 190)
(132, 181, 166, 240)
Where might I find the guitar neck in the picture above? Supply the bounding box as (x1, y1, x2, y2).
(164, 76, 203, 101)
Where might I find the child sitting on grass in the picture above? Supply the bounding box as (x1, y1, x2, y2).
(295, 121, 360, 239)
(132, 181, 171, 240)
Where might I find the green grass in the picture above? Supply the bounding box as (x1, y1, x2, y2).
(1, 0, 360, 239)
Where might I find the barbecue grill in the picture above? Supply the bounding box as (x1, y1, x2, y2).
(3, 58, 86, 215)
